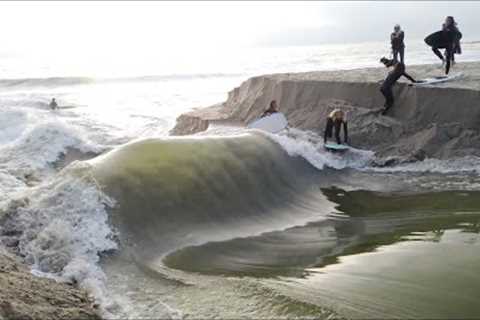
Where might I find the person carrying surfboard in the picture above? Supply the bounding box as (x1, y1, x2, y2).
(379, 57, 416, 115)
(445, 19, 462, 66)
(425, 16, 462, 75)
(261, 100, 279, 118)
(391, 24, 405, 64)
(324, 109, 348, 145)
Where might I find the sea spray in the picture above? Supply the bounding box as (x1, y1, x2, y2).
(267, 128, 375, 170)
(0, 162, 118, 314)
(0, 107, 105, 178)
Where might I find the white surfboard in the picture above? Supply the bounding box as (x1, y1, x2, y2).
(414, 73, 463, 86)
(247, 113, 288, 133)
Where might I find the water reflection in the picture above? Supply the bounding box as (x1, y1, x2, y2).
(164, 189, 480, 277)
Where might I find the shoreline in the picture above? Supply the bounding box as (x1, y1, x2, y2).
(0, 250, 100, 319)
(171, 61, 480, 165)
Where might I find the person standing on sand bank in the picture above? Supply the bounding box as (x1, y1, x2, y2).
(49, 98, 58, 110)
(324, 109, 348, 145)
(261, 100, 279, 117)
(446, 19, 462, 66)
(379, 57, 416, 115)
(426, 16, 462, 75)
(391, 24, 405, 63)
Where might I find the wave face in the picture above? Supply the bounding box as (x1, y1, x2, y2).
(90, 133, 336, 266)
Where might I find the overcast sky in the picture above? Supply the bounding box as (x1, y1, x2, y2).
(0, 1, 479, 57)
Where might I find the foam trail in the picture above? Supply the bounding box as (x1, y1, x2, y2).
(367, 156, 480, 174)
(268, 128, 374, 170)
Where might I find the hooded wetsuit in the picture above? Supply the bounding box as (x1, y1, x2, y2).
(324, 117, 348, 144)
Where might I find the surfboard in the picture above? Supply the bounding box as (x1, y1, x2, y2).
(425, 31, 446, 47)
(414, 73, 463, 86)
(247, 112, 288, 133)
(324, 143, 350, 152)
(425, 30, 462, 48)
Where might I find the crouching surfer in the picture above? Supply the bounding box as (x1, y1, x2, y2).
(379, 57, 416, 115)
(261, 100, 279, 117)
(324, 109, 348, 145)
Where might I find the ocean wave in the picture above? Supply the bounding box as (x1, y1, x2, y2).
(89, 133, 337, 267)
(0, 73, 244, 89)
(0, 77, 94, 89)
(0, 162, 117, 314)
(0, 110, 104, 179)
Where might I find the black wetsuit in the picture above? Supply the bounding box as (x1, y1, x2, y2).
(431, 25, 462, 74)
(380, 60, 415, 112)
(391, 31, 405, 63)
(324, 118, 348, 144)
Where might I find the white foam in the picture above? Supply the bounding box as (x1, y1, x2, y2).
(268, 128, 374, 171)
(0, 108, 104, 180)
(1, 162, 117, 314)
(367, 156, 480, 174)
(0, 109, 29, 145)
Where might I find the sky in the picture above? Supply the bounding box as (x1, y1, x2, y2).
(0, 1, 479, 57)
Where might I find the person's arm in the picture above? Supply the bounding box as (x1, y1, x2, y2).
(399, 31, 405, 43)
(343, 121, 348, 144)
(402, 72, 416, 83)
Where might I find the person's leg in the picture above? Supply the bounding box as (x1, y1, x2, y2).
(381, 84, 394, 111)
(334, 126, 341, 144)
(432, 47, 444, 61)
(400, 47, 405, 64)
(393, 49, 399, 62)
(445, 47, 452, 74)
(380, 86, 387, 102)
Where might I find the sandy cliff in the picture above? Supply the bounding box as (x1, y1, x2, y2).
(171, 62, 480, 164)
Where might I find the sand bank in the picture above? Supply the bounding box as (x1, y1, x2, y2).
(171, 62, 480, 163)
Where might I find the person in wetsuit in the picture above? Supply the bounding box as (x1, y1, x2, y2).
(430, 16, 462, 75)
(49, 98, 58, 110)
(391, 24, 405, 63)
(324, 109, 348, 145)
(261, 100, 279, 117)
(446, 19, 462, 65)
(379, 57, 416, 115)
